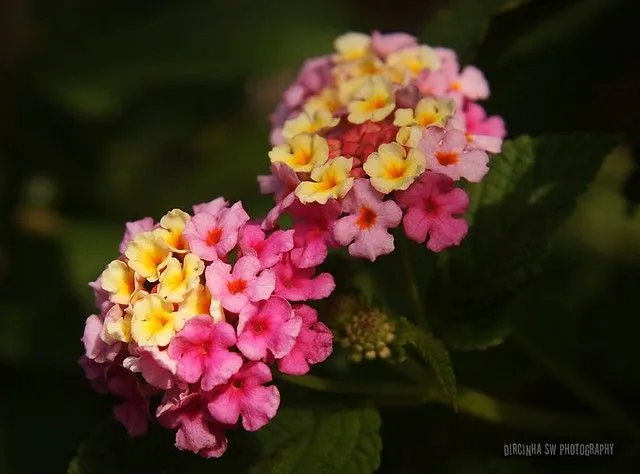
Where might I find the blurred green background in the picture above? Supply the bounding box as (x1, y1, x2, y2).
(1, 0, 639, 472)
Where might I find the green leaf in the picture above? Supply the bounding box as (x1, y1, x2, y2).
(439, 314, 511, 351)
(69, 406, 382, 474)
(397, 319, 457, 407)
(249, 405, 381, 474)
(421, 0, 517, 62)
(438, 134, 622, 314)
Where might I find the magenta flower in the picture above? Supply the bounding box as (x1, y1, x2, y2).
(333, 179, 402, 261)
(183, 202, 250, 261)
(236, 296, 301, 360)
(371, 30, 418, 58)
(168, 316, 243, 391)
(239, 224, 294, 269)
(123, 345, 178, 390)
(278, 305, 333, 375)
(207, 361, 280, 431)
(205, 256, 275, 313)
(289, 200, 341, 268)
(118, 217, 155, 254)
(192, 197, 228, 216)
(419, 127, 489, 182)
(273, 253, 335, 301)
(157, 388, 228, 458)
(396, 171, 470, 252)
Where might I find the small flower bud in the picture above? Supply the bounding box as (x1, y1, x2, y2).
(332, 306, 397, 363)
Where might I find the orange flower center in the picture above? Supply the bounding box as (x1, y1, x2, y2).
(206, 227, 223, 246)
(356, 206, 378, 229)
(227, 278, 247, 295)
(435, 150, 459, 166)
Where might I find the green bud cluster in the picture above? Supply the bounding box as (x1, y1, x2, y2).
(337, 307, 396, 363)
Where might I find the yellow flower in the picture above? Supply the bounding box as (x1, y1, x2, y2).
(131, 294, 184, 347)
(100, 260, 139, 305)
(394, 97, 454, 128)
(363, 142, 426, 194)
(334, 32, 371, 61)
(347, 75, 395, 124)
(386, 45, 441, 77)
(282, 110, 339, 141)
(154, 209, 190, 253)
(104, 305, 132, 343)
(304, 89, 342, 115)
(268, 133, 329, 173)
(337, 75, 368, 105)
(177, 284, 225, 322)
(295, 157, 354, 204)
(395, 126, 423, 148)
(125, 231, 171, 282)
(157, 253, 204, 303)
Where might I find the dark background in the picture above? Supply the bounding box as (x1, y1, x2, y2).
(1, 0, 639, 472)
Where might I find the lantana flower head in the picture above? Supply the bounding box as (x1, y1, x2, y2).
(80, 199, 335, 458)
(262, 31, 506, 259)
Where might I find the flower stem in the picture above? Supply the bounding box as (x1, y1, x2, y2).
(278, 373, 606, 438)
(398, 236, 430, 331)
(511, 330, 640, 439)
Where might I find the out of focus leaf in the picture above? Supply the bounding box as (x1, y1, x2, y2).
(439, 315, 511, 351)
(397, 319, 457, 407)
(34, 0, 349, 115)
(436, 134, 620, 314)
(421, 0, 519, 62)
(61, 220, 122, 309)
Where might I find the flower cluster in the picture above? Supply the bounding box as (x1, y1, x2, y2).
(79, 199, 335, 458)
(261, 31, 506, 259)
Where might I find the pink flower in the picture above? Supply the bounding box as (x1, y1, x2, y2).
(107, 368, 150, 437)
(205, 256, 275, 313)
(396, 171, 470, 252)
(289, 200, 341, 268)
(78, 356, 109, 394)
(168, 316, 243, 391)
(157, 388, 228, 458)
(88, 277, 111, 315)
(419, 127, 489, 182)
(371, 30, 418, 58)
(237, 296, 301, 360)
(239, 224, 294, 269)
(283, 56, 333, 109)
(193, 197, 228, 216)
(118, 217, 155, 254)
(415, 70, 449, 96)
(278, 305, 333, 375)
(273, 253, 335, 301)
(465, 102, 506, 138)
(183, 202, 250, 261)
(453, 66, 489, 101)
(123, 345, 178, 390)
(82, 314, 121, 363)
(333, 179, 402, 261)
(207, 361, 280, 431)
(259, 163, 300, 230)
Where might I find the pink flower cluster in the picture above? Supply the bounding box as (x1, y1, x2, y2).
(261, 31, 506, 257)
(80, 199, 334, 458)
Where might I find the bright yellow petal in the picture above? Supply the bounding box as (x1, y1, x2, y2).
(334, 32, 371, 61)
(101, 260, 138, 305)
(131, 294, 180, 347)
(125, 231, 171, 282)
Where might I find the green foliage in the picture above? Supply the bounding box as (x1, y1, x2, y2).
(248, 405, 381, 474)
(435, 134, 621, 316)
(69, 405, 382, 474)
(438, 315, 511, 351)
(421, 0, 515, 62)
(396, 319, 457, 407)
